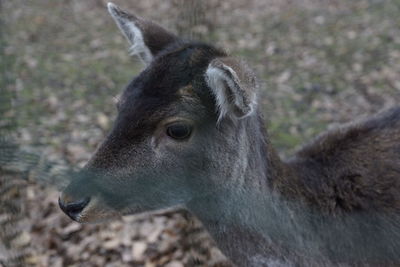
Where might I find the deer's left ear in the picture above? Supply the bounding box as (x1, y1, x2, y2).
(206, 58, 258, 121)
(107, 2, 179, 65)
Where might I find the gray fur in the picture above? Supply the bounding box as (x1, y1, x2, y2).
(59, 4, 400, 267)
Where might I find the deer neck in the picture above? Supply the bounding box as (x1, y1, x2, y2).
(219, 113, 289, 192)
(186, 114, 304, 265)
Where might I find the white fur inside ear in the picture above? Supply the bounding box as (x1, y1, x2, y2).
(108, 3, 153, 64)
(206, 65, 255, 122)
(125, 22, 153, 64)
(206, 66, 233, 121)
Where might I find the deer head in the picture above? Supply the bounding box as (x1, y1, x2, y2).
(59, 2, 260, 224)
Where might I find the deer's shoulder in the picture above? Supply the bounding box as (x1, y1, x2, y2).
(285, 106, 400, 213)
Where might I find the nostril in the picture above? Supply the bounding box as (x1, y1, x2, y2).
(59, 197, 90, 220)
(66, 197, 90, 213)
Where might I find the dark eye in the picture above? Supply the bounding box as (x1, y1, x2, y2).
(166, 124, 192, 140)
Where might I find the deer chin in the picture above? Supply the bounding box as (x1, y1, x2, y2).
(74, 198, 122, 224)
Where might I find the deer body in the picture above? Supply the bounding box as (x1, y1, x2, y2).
(59, 3, 400, 266)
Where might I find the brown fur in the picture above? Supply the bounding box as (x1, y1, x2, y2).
(59, 4, 400, 266)
(282, 107, 400, 214)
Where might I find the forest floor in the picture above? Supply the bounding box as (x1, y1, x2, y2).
(1, 0, 400, 266)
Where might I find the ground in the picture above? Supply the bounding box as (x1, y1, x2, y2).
(1, 0, 400, 266)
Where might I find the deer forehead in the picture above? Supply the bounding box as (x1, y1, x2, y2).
(116, 45, 222, 118)
(117, 86, 206, 132)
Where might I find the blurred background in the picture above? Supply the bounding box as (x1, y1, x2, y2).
(1, 0, 400, 266)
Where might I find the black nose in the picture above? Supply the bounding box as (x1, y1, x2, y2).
(59, 196, 90, 220)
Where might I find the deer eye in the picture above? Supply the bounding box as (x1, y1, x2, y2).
(166, 123, 192, 140)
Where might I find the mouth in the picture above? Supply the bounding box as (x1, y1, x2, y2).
(120, 204, 185, 219)
(73, 207, 121, 224)
(59, 193, 178, 223)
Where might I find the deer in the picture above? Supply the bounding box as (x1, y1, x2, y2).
(59, 3, 400, 266)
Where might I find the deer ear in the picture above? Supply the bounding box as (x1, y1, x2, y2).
(205, 58, 258, 121)
(107, 2, 179, 65)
